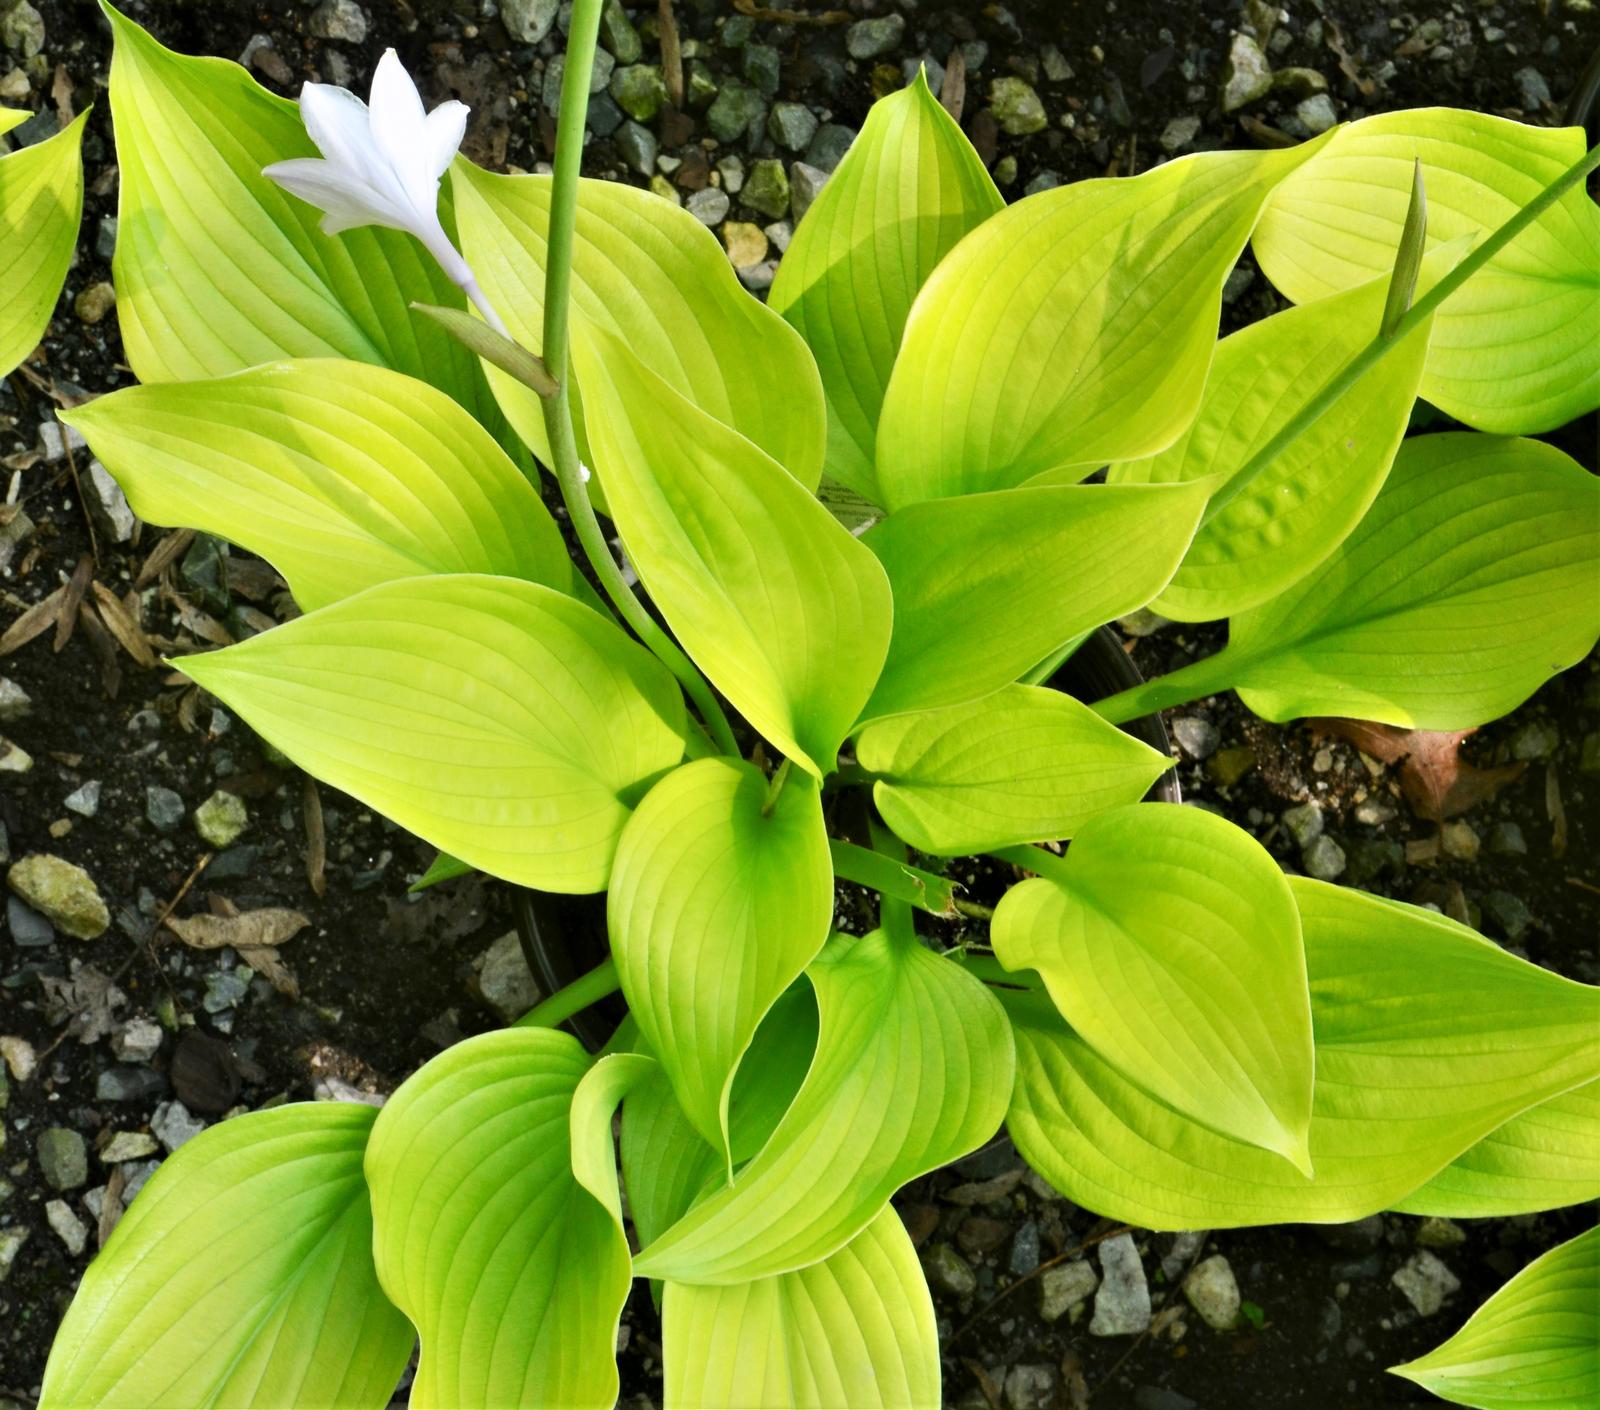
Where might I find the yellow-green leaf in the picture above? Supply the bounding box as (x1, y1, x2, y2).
(0, 111, 86, 379)
(176, 575, 685, 893)
(1254, 108, 1600, 433)
(609, 757, 832, 1164)
(1392, 1227, 1600, 1410)
(859, 481, 1210, 722)
(64, 360, 570, 612)
(1107, 265, 1432, 622)
(875, 138, 1328, 507)
(577, 328, 891, 777)
(662, 1206, 939, 1410)
(768, 71, 1000, 505)
(634, 930, 1013, 1284)
(857, 684, 1170, 854)
(1003, 880, 1600, 1229)
(102, 6, 502, 437)
(1393, 1081, 1600, 1219)
(994, 804, 1313, 1171)
(365, 1030, 636, 1409)
(40, 1104, 412, 1409)
(452, 159, 824, 489)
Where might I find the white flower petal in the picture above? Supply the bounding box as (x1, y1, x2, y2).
(262, 158, 410, 234)
(424, 100, 470, 181)
(298, 82, 374, 173)
(369, 49, 430, 190)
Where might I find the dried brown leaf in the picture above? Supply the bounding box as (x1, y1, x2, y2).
(90, 582, 158, 668)
(0, 583, 66, 656)
(77, 602, 122, 699)
(942, 46, 967, 123)
(165, 908, 310, 951)
(1312, 720, 1524, 822)
(136, 528, 194, 588)
(54, 554, 93, 652)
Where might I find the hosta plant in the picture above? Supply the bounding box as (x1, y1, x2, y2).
(40, 3, 1600, 1407)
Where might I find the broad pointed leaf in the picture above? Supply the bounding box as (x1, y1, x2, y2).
(577, 329, 892, 777)
(875, 139, 1328, 507)
(857, 684, 1171, 854)
(0, 111, 86, 379)
(1211, 434, 1600, 728)
(768, 71, 1001, 505)
(1394, 1081, 1600, 1219)
(101, 7, 502, 436)
(0, 106, 26, 137)
(662, 1206, 940, 1410)
(452, 159, 824, 489)
(859, 481, 1210, 721)
(65, 360, 570, 613)
(176, 575, 685, 892)
(1107, 266, 1432, 621)
(1003, 879, 1600, 1229)
(1254, 108, 1600, 433)
(633, 930, 1014, 1285)
(622, 984, 820, 1250)
(994, 804, 1313, 1170)
(609, 757, 832, 1163)
(365, 1029, 634, 1409)
(40, 1103, 412, 1409)
(1391, 1227, 1600, 1410)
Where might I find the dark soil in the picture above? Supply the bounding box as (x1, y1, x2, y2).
(2, 1, 1597, 1407)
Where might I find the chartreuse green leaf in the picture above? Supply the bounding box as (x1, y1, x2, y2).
(609, 757, 831, 1163)
(994, 804, 1313, 1171)
(452, 158, 825, 489)
(874, 137, 1329, 507)
(635, 930, 1013, 1284)
(858, 684, 1170, 854)
(767, 70, 1001, 505)
(40, 1103, 411, 1409)
(1106, 265, 1432, 622)
(1253, 108, 1600, 433)
(1392, 1227, 1600, 1410)
(1002, 879, 1600, 1230)
(0, 111, 86, 379)
(0, 106, 26, 136)
(101, 6, 500, 433)
(176, 575, 685, 892)
(1394, 1081, 1600, 1219)
(663, 1206, 940, 1410)
(63, 360, 570, 613)
(576, 328, 892, 777)
(859, 481, 1210, 721)
(1102, 434, 1600, 729)
(622, 984, 819, 1250)
(366, 1030, 643, 1409)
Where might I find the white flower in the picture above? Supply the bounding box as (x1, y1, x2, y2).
(264, 50, 506, 332)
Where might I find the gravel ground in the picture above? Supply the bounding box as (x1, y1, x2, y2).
(1, 0, 1597, 1405)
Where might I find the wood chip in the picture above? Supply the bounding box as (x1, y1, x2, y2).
(97, 1164, 127, 1249)
(1546, 765, 1568, 858)
(303, 777, 327, 898)
(941, 45, 967, 123)
(658, 0, 684, 108)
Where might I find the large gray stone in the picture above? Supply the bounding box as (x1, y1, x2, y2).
(38, 1127, 88, 1191)
(502, 0, 559, 45)
(1090, 1232, 1151, 1335)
